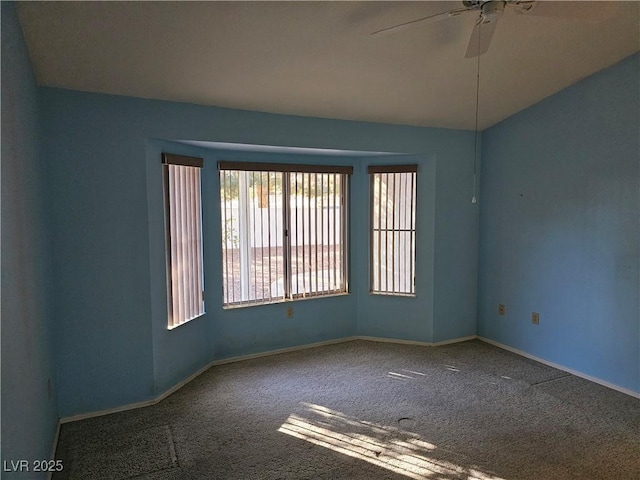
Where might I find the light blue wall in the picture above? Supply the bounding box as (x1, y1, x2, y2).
(146, 140, 361, 394)
(434, 142, 480, 342)
(354, 154, 437, 342)
(40, 85, 478, 416)
(5, 0, 636, 463)
(1, 3, 59, 477)
(145, 140, 215, 396)
(478, 53, 639, 393)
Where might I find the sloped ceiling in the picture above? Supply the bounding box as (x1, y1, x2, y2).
(16, 1, 640, 130)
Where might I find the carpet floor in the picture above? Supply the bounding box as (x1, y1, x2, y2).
(53, 339, 640, 479)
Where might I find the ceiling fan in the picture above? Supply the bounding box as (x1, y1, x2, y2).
(372, 1, 554, 58)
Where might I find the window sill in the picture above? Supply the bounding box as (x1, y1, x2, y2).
(167, 312, 206, 330)
(222, 292, 350, 310)
(369, 292, 416, 298)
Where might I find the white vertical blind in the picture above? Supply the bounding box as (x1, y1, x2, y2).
(369, 166, 417, 296)
(163, 154, 205, 328)
(219, 162, 351, 307)
(288, 172, 346, 299)
(220, 170, 285, 306)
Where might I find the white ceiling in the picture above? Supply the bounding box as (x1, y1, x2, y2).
(16, 1, 640, 130)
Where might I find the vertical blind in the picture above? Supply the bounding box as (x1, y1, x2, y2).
(163, 153, 205, 328)
(289, 171, 346, 299)
(369, 165, 417, 296)
(219, 161, 352, 307)
(220, 169, 285, 305)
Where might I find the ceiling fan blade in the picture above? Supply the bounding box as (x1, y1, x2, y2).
(371, 6, 474, 37)
(465, 15, 500, 58)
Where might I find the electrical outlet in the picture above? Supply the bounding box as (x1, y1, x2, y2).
(286, 306, 294, 318)
(532, 312, 540, 325)
(498, 304, 506, 316)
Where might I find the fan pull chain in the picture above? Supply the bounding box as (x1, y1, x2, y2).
(472, 22, 481, 205)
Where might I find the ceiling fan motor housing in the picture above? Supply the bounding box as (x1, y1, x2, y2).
(481, 1, 506, 24)
(461, 1, 507, 24)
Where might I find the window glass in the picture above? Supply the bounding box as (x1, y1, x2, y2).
(369, 167, 417, 296)
(220, 163, 350, 307)
(163, 154, 205, 327)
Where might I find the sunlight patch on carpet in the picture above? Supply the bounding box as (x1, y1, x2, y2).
(278, 403, 504, 480)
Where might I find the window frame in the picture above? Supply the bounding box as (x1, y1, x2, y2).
(368, 164, 418, 297)
(218, 161, 353, 308)
(162, 153, 206, 328)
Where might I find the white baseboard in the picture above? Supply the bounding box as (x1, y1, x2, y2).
(52, 334, 476, 467)
(60, 333, 637, 426)
(207, 336, 357, 367)
(354, 334, 477, 347)
(60, 397, 160, 424)
(477, 336, 640, 399)
(58, 334, 479, 424)
(432, 335, 478, 346)
(355, 335, 433, 347)
(51, 331, 639, 474)
(59, 337, 357, 424)
(48, 330, 639, 480)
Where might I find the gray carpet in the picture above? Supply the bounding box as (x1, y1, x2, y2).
(53, 340, 640, 479)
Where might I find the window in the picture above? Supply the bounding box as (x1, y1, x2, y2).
(163, 153, 205, 328)
(219, 161, 352, 307)
(369, 165, 417, 296)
